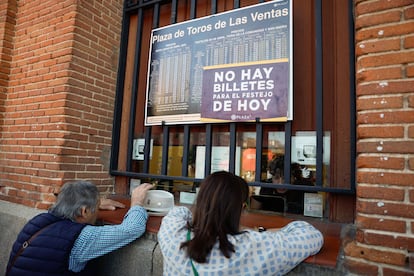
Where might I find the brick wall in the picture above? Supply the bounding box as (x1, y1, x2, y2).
(1, 0, 414, 274)
(0, 0, 123, 208)
(346, 0, 414, 274)
(0, 0, 16, 137)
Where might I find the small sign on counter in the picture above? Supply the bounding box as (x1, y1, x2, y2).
(179, 192, 196, 205)
(303, 193, 323, 218)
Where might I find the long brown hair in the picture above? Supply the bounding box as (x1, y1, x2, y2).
(181, 171, 249, 263)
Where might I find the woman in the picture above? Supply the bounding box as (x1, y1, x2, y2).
(158, 171, 324, 276)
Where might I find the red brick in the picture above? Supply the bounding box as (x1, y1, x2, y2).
(383, 267, 414, 276)
(356, 216, 406, 233)
(356, 0, 414, 16)
(357, 200, 414, 219)
(355, 229, 365, 243)
(357, 110, 414, 124)
(405, 35, 414, 49)
(356, 10, 402, 29)
(357, 184, 405, 200)
(410, 95, 414, 108)
(357, 125, 404, 138)
(344, 241, 406, 265)
(344, 258, 379, 275)
(356, 22, 414, 42)
(405, 5, 414, 19)
(407, 64, 414, 77)
(409, 157, 414, 171)
(356, 66, 402, 82)
(358, 51, 414, 68)
(357, 80, 414, 96)
(357, 171, 414, 187)
(358, 141, 414, 154)
(363, 232, 414, 251)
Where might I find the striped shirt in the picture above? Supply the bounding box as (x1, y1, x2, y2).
(69, 205, 148, 272)
(158, 206, 323, 276)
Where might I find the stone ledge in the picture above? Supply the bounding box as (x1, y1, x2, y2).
(92, 236, 347, 276)
(90, 235, 163, 275)
(0, 200, 43, 275)
(0, 200, 348, 275)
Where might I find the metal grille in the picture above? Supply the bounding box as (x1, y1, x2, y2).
(110, 0, 356, 194)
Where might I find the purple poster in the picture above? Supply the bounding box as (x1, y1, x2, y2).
(201, 60, 289, 122)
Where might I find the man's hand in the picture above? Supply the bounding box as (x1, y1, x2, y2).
(99, 198, 126, 211)
(131, 183, 155, 207)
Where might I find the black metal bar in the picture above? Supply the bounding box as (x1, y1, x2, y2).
(171, 0, 178, 23)
(255, 119, 263, 182)
(251, 181, 354, 194)
(315, 0, 324, 187)
(211, 0, 217, 15)
(126, 8, 144, 171)
(125, 0, 164, 13)
(161, 123, 169, 175)
(110, 170, 354, 194)
(284, 121, 292, 184)
(190, 0, 197, 19)
(110, 1, 130, 173)
(228, 123, 236, 174)
(111, 171, 204, 183)
(204, 124, 212, 177)
(143, 126, 152, 173)
(182, 125, 190, 177)
(153, 2, 160, 28)
(233, 0, 240, 9)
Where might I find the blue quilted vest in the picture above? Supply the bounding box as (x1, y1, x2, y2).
(6, 212, 90, 276)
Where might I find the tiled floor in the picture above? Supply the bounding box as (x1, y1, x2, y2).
(98, 196, 342, 268)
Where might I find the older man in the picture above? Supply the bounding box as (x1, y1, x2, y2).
(6, 180, 153, 275)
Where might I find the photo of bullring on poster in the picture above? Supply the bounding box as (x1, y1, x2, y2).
(145, 0, 292, 125)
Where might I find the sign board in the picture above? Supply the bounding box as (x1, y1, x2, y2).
(195, 146, 241, 178)
(145, 0, 292, 125)
(303, 193, 323, 218)
(132, 139, 153, 160)
(291, 132, 331, 166)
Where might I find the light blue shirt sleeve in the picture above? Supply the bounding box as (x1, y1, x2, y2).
(69, 205, 148, 272)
